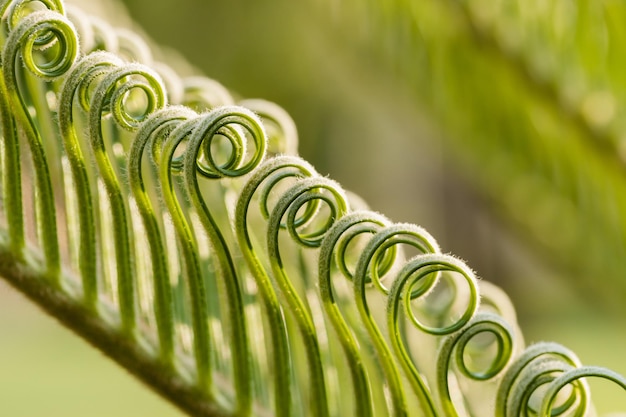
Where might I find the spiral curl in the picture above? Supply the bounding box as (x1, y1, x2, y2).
(90, 64, 166, 132)
(1, 0, 65, 46)
(87, 62, 167, 331)
(317, 210, 393, 417)
(2, 8, 78, 278)
(3, 10, 77, 79)
(350, 222, 441, 415)
(539, 366, 626, 417)
(57, 51, 123, 306)
(241, 155, 318, 227)
(266, 175, 349, 417)
(269, 177, 348, 249)
(496, 342, 586, 417)
(182, 76, 234, 111)
(385, 254, 480, 415)
(127, 105, 198, 362)
(238, 98, 299, 156)
(157, 114, 214, 390)
(182, 105, 267, 180)
(436, 312, 515, 416)
(355, 223, 440, 295)
(389, 254, 478, 337)
(234, 155, 320, 417)
(180, 105, 268, 414)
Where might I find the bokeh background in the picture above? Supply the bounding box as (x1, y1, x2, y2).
(1, 0, 625, 415)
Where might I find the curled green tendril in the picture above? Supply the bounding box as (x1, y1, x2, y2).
(353, 222, 440, 416)
(478, 281, 518, 325)
(127, 105, 197, 363)
(332, 212, 396, 282)
(238, 98, 299, 156)
(235, 155, 318, 417)
(88, 63, 166, 331)
(1, 0, 64, 44)
(65, 5, 94, 54)
(390, 253, 479, 336)
(356, 223, 440, 294)
(386, 253, 480, 416)
(181, 105, 268, 414)
(267, 176, 349, 417)
(182, 76, 234, 112)
(86, 15, 118, 54)
(183, 105, 267, 179)
(4, 10, 76, 79)
(540, 366, 626, 417)
(2, 9, 78, 279)
(159, 115, 212, 392)
(58, 51, 122, 307)
(152, 61, 184, 105)
(270, 177, 348, 248)
(521, 360, 582, 417)
(318, 210, 393, 417)
(115, 27, 153, 65)
(436, 312, 514, 416)
(496, 342, 584, 417)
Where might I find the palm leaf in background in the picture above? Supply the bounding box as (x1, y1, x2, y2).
(0, 0, 625, 416)
(332, 0, 626, 307)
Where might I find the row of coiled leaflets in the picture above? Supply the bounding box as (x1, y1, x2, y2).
(0, 1, 623, 416)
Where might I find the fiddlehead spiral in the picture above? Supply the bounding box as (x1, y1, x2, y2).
(184, 105, 267, 180)
(234, 155, 318, 417)
(87, 62, 166, 331)
(2, 8, 78, 278)
(539, 366, 626, 417)
(386, 253, 480, 415)
(435, 312, 514, 416)
(268, 176, 348, 248)
(352, 222, 441, 416)
(266, 175, 349, 417)
(3, 9, 76, 79)
(498, 345, 626, 417)
(158, 114, 213, 393)
(389, 253, 478, 337)
(58, 51, 122, 307)
(182, 76, 234, 112)
(0, 0, 64, 264)
(1, 0, 65, 38)
(115, 27, 153, 65)
(127, 105, 197, 363)
(318, 210, 393, 417)
(496, 342, 585, 417)
(82, 14, 118, 54)
(181, 105, 267, 414)
(238, 98, 298, 156)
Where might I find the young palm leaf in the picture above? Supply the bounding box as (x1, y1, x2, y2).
(0, 1, 624, 416)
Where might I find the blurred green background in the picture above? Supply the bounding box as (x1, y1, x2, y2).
(1, 0, 625, 415)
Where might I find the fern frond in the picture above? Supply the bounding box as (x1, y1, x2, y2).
(0, 1, 624, 416)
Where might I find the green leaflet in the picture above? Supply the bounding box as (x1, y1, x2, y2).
(0, 1, 624, 416)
